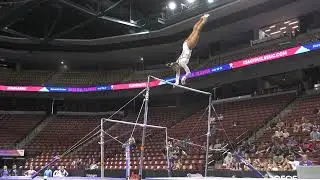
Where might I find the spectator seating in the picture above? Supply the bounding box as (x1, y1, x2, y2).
(24, 114, 104, 170)
(0, 112, 45, 147)
(0, 70, 53, 86)
(26, 115, 103, 150)
(122, 69, 172, 83)
(252, 92, 320, 168)
(0, 98, 48, 111)
(48, 70, 131, 87)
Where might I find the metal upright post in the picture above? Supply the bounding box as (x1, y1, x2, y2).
(125, 144, 131, 179)
(139, 76, 150, 178)
(100, 119, 105, 179)
(205, 95, 212, 177)
(165, 128, 171, 177)
(51, 99, 55, 115)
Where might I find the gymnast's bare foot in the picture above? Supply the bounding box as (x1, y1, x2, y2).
(201, 14, 210, 23)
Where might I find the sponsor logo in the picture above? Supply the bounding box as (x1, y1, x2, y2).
(269, 175, 298, 179)
(128, 83, 146, 88)
(85, 174, 98, 177)
(212, 67, 223, 72)
(313, 43, 320, 48)
(68, 87, 97, 92)
(242, 51, 288, 65)
(49, 88, 67, 91)
(190, 69, 210, 77)
(96, 86, 109, 91)
(7, 86, 27, 91)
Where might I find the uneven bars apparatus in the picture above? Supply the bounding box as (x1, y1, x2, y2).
(148, 76, 212, 177)
(100, 117, 169, 178)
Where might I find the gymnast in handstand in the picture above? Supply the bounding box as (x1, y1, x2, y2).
(167, 14, 209, 85)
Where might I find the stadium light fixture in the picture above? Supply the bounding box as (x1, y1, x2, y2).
(208, 0, 214, 3)
(270, 30, 281, 35)
(289, 21, 299, 25)
(187, 0, 195, 3)
(168, 1, 177, 10)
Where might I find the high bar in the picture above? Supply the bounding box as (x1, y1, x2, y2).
(102, 118, 167, 129)
(150, 75, 211, 95)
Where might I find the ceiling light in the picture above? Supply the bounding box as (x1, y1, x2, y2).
(289, 21, 299, 25)
(284, 21, 291, 24)
(265, 29, 271, 32)
(292, 26, 299, 29)
(208, 0, 214, 3)
(187, 0, 195, 3)
(269, 25, 276, 28)
(61, 61, 64, 65)
(270, 31, 281, 35)
(168, 1, 177, 10)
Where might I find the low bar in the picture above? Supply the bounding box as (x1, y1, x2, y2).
(102, 130, 124, 145)
(150, 76, 211, 95)
(101, 118, 167, 129)
(168, 137, 224, 151)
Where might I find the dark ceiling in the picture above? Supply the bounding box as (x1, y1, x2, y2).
(0, 0, 154, 39)
(0, 0, 218, 40)
(0, 0, 319, 68)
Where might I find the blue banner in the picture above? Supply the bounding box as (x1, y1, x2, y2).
(211, 64, 232, 73)
(47, 87, 68, 92)
(303, 41, 320, 51)
(96, 86, 112, 91)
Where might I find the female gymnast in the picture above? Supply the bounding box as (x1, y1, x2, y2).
(167, 14, 209, 85)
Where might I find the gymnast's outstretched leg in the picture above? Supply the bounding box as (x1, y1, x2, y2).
(175, 14, 209, 85)
(185, 14, 209, 50)
(180, 62, 191, 85)
(175, 66, 181, 86)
